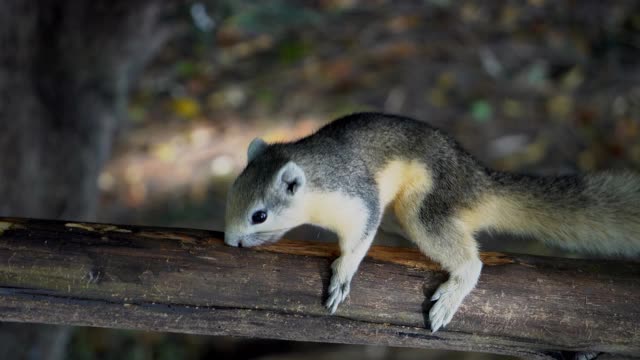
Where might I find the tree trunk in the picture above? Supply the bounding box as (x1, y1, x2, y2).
(0, 1, 174, 358)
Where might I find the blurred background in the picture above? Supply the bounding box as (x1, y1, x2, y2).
(0, 0, 638, 359)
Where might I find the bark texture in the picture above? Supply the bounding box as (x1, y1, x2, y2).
(0, 218, 638, 359)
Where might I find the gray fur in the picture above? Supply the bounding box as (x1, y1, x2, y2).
(232, 113, 492, 239)
(232, 112, 640, 253)
(247, 137, 268, 162)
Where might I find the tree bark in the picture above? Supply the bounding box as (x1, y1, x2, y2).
(0, 1, 174, 358)
(0, 218, 638, 360)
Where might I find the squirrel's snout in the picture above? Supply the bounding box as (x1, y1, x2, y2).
(225, 231, 253, 248)
(224, 233, 241, 247)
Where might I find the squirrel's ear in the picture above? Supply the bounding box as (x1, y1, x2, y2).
(247, 138, 268, 162)
(277, 162, 305, 196)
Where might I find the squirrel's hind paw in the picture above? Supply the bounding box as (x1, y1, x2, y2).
(325, 275, 351, 314)
(429, 280, 466, 333)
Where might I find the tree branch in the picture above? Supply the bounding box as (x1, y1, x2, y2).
(0, 218, 637, 359)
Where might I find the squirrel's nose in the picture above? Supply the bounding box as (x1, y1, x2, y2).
(224, 233, 240, 247)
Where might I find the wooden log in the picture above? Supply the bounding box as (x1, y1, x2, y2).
(0, 217, 637, 359)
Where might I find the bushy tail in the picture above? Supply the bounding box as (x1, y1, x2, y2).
(489, 171, 640, 257)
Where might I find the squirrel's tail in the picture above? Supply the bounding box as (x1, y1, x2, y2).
(486, 171, 640, 257)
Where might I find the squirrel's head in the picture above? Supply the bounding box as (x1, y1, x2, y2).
(224, 138, 307, 247)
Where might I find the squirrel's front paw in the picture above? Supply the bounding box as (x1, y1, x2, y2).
(324, 260, 351, 314)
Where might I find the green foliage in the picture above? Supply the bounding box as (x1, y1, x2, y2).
(278, 39, 312, 64)
(224, 0, 321, 34)
(471, 100, 493, 123)
(175, 61, 198, 79)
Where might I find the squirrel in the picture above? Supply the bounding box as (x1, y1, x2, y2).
(224, 112, 640, 332)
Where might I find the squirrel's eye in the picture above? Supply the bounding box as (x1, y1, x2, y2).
(251, 210, 267, 224)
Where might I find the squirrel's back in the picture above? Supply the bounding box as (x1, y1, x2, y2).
(280, 113, 490, 200)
